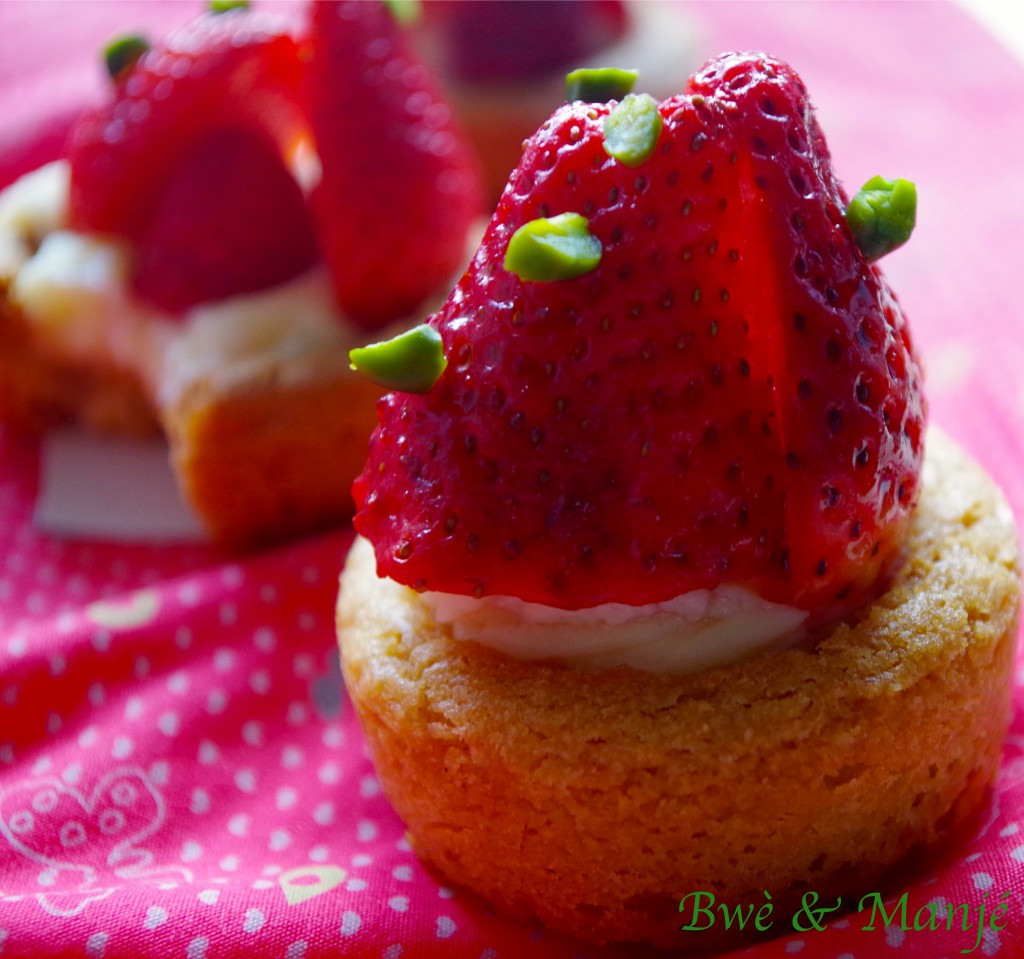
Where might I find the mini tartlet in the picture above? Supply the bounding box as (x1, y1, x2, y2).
(0, 1, 482, 549)
(335, 51, 1020, 950)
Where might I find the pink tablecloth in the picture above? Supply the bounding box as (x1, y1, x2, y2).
(2, 2, 1023, 957)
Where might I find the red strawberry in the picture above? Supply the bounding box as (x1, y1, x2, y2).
(304, 0, 484, 330)
(66, 8, 306, 242)
(132, 127, 318, 313)
(353, 52, 926, 618)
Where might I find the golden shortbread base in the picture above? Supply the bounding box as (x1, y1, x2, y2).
(337, 430, 1021, 950)
(0, 288, 381, 550)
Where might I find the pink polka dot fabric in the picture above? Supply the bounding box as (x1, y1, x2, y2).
(1, 2, 1024, 958)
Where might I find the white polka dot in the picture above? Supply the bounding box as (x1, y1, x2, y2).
(299, 612, 317, 631)
(319, 762, 341, 785)
(46, 713, 62, 734)
(480, 950, 497, 959)
(167, 672, 189, 695)
(293, 654, 314, 677)
(49, 655, 66, 676)
(359, 776, 381, 798)
(198, 890, 220, 906)
(85, 931, 109, 958)
(181, 841, 202, 863)
(243, 909, 265, 933)
(253, 628, 276, 652)
(134, 657, 151, 679)
(149, 762, 169, 786)
(88, 683, 106, 707)
(91, 630, 112, 653)
(322, 726, 344, 748)
(347, 878, 367, 892)
(175, 628, 193, 650)
(158, 712, 180, 737)
(269, 830, 292, 852)
(438, 886, 455, 899)
(251, 879, 275, 890)
(61, 763, 82, 785)
(249, 670, 271, 695)
(228, 814, 251, 837)
(77, 727, 98, 749)
(143, 905, 168, 930)
(388, 896, 409, 913)
(187, 937, 208, 959)
(1000, 823, 1019, 837)
(885, 925, 905, 947)
(282, 746, 303, 769)
(308, 845, 329, 863)
(357, 820, 377, 842)
(392, 865, 413, 882)
(1010, 845, 1024, 862)
(189, 789, 211, 815)
(30, 756, 52, 776)
(313, 803, 334, 826)
(964, 852, 982, 863)
(340, 912, 361, 936)
(395, 837, 412, 852)
(785, 942, 804, 953)
(219, 603, 238, 626)
(260, 585, 278, 602)
(436, 916, 456, 939)
(178, 583, 202, 606)
(111, 737, 133, 760)
(276, 787, 298, 810)
(219, 855, 240, 872)
(287, 702, 309, 726)
(352, 854, 373, 868)
(7, 635, 26, 657)
(242, 722, 264, 747)
(213, 649, 236, 673)
(285, 942, 307, 959)
(221, 566, 244, 588)
(124, 696, 144, 721)
(2, 686, 17, 707)
(235, 769, 257, 794)
(383, 945, 403, 959)
(973, 872, 995, 890)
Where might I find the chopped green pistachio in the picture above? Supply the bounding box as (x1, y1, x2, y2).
(504, 213, 602, 282)
(104, 35, 150, 81)
(603, 93, 662, 167)
(349, 324, 447, 394)
(384, 0, 421, 25)
(209, 0, 250, 11)
(845, 176, 917, 262)
(565, 67, 638, 104)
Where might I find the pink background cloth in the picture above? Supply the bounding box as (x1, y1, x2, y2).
(1, 1, 1023, 956)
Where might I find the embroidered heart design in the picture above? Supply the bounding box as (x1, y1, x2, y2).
(278, 865, 347, 906)
(86, 589, 161, 630)
(0, 767, 165, 883)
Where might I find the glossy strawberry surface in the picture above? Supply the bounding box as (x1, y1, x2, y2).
(305, 0, 484, 330)
(353, 52, 926, 615)
(67, 9, 306, 242)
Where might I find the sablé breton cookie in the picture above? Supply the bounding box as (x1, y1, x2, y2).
(0, 1, 482, 549)
(336, 51, 1021, 950)
(339, 430, 1020, 949)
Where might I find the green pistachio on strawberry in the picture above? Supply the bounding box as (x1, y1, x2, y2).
(504, 212, 602, 282)
(104, 36, 150, 81)
(209, 0, 250, 12)
(845, 176, 917, 262)
(603, 93, 663, 167)
(565, 67, 638, 104)
(349, 324, 447, 394)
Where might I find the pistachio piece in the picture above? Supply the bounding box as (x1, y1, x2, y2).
(349, 323, 447, 394)
(504, 212, 602, 282)
(603, 93, 662, 167)
(565, 67, 638, 104)
(845, 176, 917, 262)
(104, 36, 150, 81)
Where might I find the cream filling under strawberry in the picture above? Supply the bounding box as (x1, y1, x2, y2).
(418, 581, 808, 676)
(0, 160, 372, 409)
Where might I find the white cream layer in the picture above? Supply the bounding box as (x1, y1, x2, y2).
(419, 584, 808, 676)
(0, 161, 360, 408)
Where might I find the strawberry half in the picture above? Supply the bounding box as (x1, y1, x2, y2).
(66, 6, 308, 299)
(132, 127, 318, 313)
(304, 0, 484, 330)
(353, 52, 926, 617)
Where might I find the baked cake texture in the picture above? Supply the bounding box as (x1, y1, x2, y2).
(337, 430, 1020, 949)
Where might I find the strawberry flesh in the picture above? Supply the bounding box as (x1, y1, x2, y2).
(132, 127, 318, 314)
(353, 52, 926, 617)
(305, 0, 484, 330)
